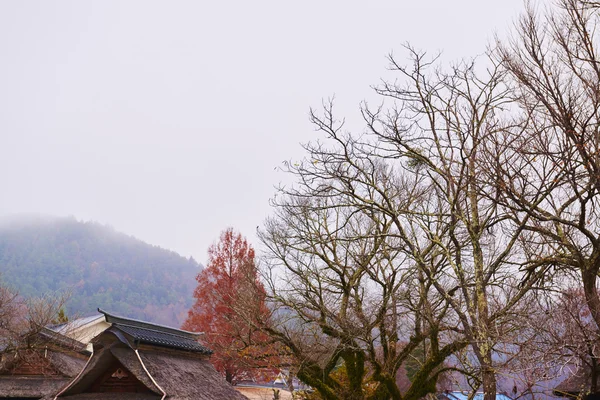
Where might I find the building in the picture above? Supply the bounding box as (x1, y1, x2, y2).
(50, 309, 248, 399)
(437, 392, 514, 400)
(49, 314, 110, 353)
(0, 327, 89, 400)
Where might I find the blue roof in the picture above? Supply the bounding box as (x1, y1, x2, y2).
(443, 392, 513, 400)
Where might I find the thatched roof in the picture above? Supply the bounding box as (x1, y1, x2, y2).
(38, 327, 90, 353)
(0, 376, 73, 398)
(57, 342, 161, 395)
(131, 347, 248, 399)
(0, 329, 89, 398)
(55, 315, 248, 400)
(52, 394, 159, 400)
(0, 349, 87, 398)
(57, 341, 247, 399)
(47, 351, 89, 377)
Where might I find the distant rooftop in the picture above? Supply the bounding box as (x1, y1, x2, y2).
(440, 392, 513, 400)
(48, 313, 105, 334)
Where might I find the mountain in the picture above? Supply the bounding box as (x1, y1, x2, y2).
(0, 215, 201, 327)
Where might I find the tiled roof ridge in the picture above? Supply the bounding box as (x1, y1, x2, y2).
(114, 322, 197, 341)
(98, 308, 202, 339)
(109, 324, 213, 355)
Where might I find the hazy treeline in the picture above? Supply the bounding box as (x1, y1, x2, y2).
(0, 215, 200, 326)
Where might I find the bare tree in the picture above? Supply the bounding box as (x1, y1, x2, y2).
(497, 0, 600, 334)
(259, 138, 465, 400)
(0, 282, 21, 352)
(0, 279, 71, 358)
(548, 287, 600, 394)
(344, 48, 548, 400)
(480, 287, 566, 400)
(256, 48, 551, 400)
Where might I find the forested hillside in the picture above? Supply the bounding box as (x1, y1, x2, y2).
(0, 215, 201, 326)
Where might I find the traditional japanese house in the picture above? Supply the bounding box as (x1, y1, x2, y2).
(0, 327, 89, 400)
(50, 309, 248, 400)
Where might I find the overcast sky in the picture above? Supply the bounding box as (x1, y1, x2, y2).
(0, 0, 525, 262)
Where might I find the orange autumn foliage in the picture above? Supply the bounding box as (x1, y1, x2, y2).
(182, 228, 275, 383)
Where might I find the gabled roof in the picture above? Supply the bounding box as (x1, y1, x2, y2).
(0, 321, 91, 399)
(0, 333, 88, 399)
(99, 309, 212, 355)
(55, 322, 248, 399)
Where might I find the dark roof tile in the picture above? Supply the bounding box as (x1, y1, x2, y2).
(98, 309, 212, 355)
(114, 324, 212, 354)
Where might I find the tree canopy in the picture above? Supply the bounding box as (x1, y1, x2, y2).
(182, 228, 274, 383)
(248, 1, 600, 399)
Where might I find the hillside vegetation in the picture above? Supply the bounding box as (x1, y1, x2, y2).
(0, 215, 200, 326)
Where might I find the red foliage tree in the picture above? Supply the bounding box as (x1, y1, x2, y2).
(182, 228, 272, 384)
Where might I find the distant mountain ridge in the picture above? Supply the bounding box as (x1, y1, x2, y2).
(0, 215, 201, 327)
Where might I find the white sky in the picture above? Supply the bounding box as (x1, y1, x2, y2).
(0, 0, 525, 262)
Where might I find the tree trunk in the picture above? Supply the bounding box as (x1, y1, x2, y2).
(225, 369, 234, 384)
(591, 358, 598, 394)
(583, 267, 600, 333)
(482, 364, 497, 400)
(286, 371, 295, 393)
(472, 232, 496, 400)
